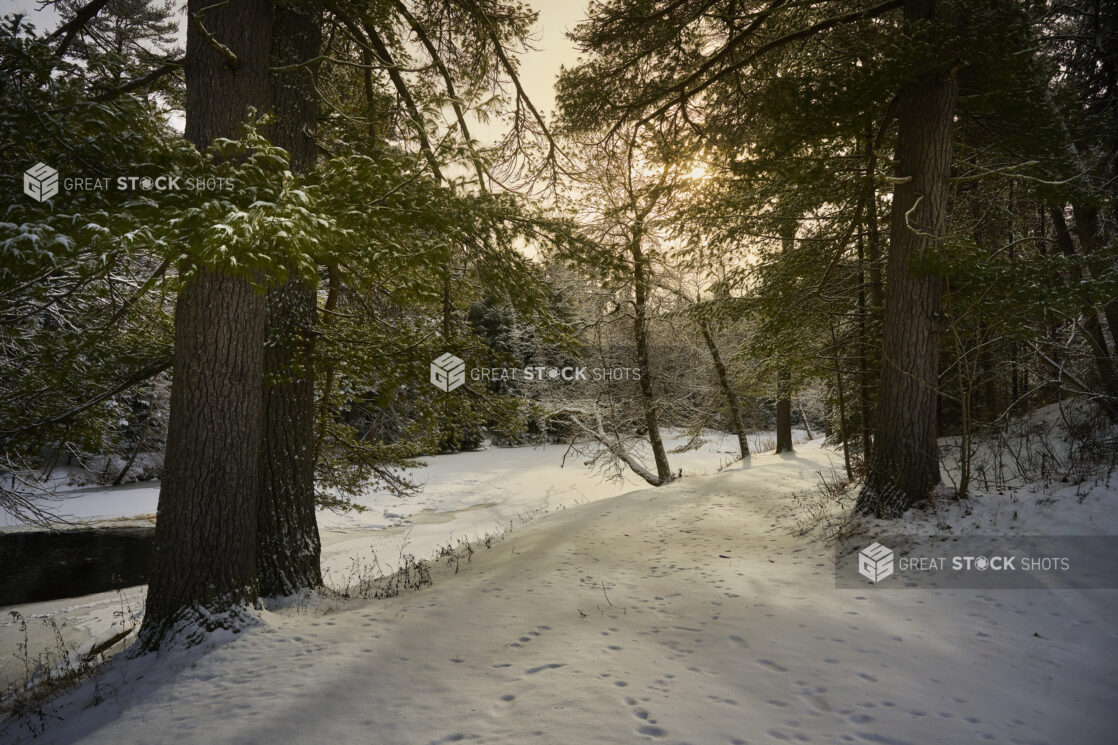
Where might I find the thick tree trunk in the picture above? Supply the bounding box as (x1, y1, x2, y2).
(630, 229, 672, 484)
(258, 282, 321, 595)
(257, 0, 323, 597)
(856, 0, 957, 517)
(139, 0, 273, 649)
(698, 318, 750, 459)
(143, 271, 267, 645)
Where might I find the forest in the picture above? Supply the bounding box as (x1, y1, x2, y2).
(1, 0, 1116, 743)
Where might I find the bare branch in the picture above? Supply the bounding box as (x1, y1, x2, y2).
(90, 60, 182, 102)
(49, 0, 112, 58)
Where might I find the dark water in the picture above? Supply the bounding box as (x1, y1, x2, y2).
(0, 527, 154, 606)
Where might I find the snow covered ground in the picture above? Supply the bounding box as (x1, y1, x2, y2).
(3, 429, 1117, 744)
(0, 430, 771, 690)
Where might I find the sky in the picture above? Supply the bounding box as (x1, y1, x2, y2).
(511, 0, 586, 119)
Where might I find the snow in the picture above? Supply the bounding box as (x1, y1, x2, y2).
(0, 430, 759, 687)
(3, 430, 1117, 744)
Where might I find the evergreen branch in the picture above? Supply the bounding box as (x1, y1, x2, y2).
(624, 0, 904, 137)
(323, 0, 444, 180)
(1, 357, 172, 442)
(453, 0, 565, 174)
(814, 196, 866, 294)
(98, 256, 173, 329)
(389, 0, 489, 187)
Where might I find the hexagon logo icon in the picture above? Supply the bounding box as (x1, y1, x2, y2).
(23, 162, 59, 202)
(430, 352, 465, 392)
(858, 542, 894, 583)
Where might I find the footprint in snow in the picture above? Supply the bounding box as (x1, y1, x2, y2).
(756, 659, 788, 672)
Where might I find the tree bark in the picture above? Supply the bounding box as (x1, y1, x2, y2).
(859, 125, 884, 464)
(831, 326, 853, 480)
(856, 0, 958, 517)
(856, 233, 874, 464)
(775, 370, 794, 453)
(257, 0, 323, 597)
(864, 135, 885, 312)
(258, 282, 321, 595)
(775, 220, 795, 454)
(630, 225, 673, 483)
(139, 0, 273, 649)
(698, 317, 750, 459)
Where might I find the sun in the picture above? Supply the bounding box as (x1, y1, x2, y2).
(687, 164, 709, 180)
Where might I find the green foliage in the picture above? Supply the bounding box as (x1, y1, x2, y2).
(0, 18, 178, 470)
(0, 12, 570, 507)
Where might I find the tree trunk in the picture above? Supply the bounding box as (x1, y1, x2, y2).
(857, 126, 883, 464)
(831, 326, 853, 480)
(630, 227, 673, 483)
(257, 0, 323, 597)
(140, 0, 273, 648)
(1050, 206, 1118, 418)
(856, 0, 957, 518)
(775, 370, 793, 453)
(312, 264, 341, 470)
(863, 126, 885, 311)
(1072, 204, 1118, 355)
(775, 220, 795, 454)
(797, 401, 814, 440)
(258, 282, 321, 595)
(698, 317, 750, 459)
(142, 270, 267, 647)
(856, 233, 874, 465)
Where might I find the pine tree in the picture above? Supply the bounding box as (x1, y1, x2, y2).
(139, 0, 274, 648)
(854, 0, 959, 517)
(256, 0, 324, 598)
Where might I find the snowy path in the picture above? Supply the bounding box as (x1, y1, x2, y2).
(26, 446, 1117, 745)
(0, 431, 753, 690)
